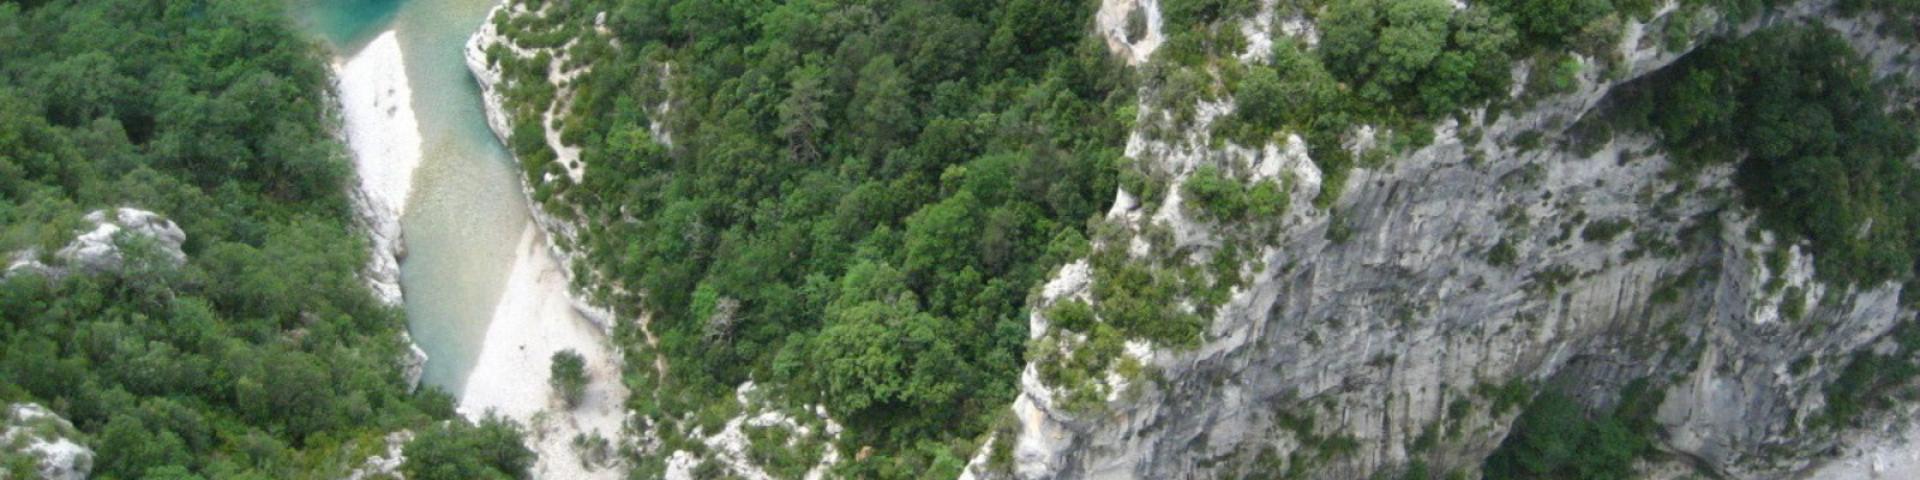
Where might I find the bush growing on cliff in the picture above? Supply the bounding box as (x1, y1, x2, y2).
(1182, 165, 1289, 223)
(1610, 25, 1920, 285)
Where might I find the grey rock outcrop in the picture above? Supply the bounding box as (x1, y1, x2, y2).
(971, 1, 1920, 479)
(4, 249, 54, 279)
(58, 208, 187, 273)
(3, 403, 94, 480)
(349, 183, 407, 306)
(400, 332, 429, 393)
(5, 207, 186, 280)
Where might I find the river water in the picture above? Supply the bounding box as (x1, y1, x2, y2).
(293, 0, 529, 394)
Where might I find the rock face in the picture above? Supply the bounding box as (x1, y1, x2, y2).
(400, 332, 430, 393)
(57, 208, 187, 273)
(2, 404, 94, 480)
(4, 208, 187, 280)
(337, 30, 425, 308)
(971, 1, 1920, 479)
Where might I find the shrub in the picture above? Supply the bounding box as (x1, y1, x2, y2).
(550, 350, 588, 408)
(1183, 166, 1251, 220)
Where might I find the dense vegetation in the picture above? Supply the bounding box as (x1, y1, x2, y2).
(1483, 380, 1664, 480)
(1608, 26, 1920, 284)
(0, 0, 490, 477)
(401, 414, 536, 480)
(485, 0, 1131, 474)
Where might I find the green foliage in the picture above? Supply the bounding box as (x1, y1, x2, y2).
(1089, 248, 1208, 347)
(0, 0, 456, 477)
(1125, 7, 1149, 42)
(1215, 42, 1345, 144)
(1045, 299, 1098, 332)
(1611, 26, 1920, 284)
(403, 414, 536, 480)
(1487, 239, 1519, 267)
(1199, 0, 1525, 208)
(805, 261, 968, 438)
(1180, 166, 1288, 223)
(1162, 0, 1258, 27)
(550, 349, 588, 408)
(1484, 0, 1612, 49)
(1818, 321, 1920, 427)
(495, 0, 1133, 466)
(745, 425, 825, 479)
(1483, 379, 1665, 480)
(1839, 0, 1920, 38)
(1581, 218, 1631, 243)
(1183, 166, 1247, 219)
(1320, 0, 1515, 114)
(1527, 53, 1585, 98)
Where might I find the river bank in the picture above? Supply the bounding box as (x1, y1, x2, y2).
(326, 1, 630, 476)
(457, 224, 628, 479)
(337, 30, 422, 307)
(456, 4, 630, 477)
(336, 29, 430, 389)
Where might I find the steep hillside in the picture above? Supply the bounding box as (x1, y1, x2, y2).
(471, 0, 1920, 478)
(0, 1, 462, 477)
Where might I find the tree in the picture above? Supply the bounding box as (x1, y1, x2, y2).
(1161, 0, 1256, 26)
(1484, 391, 1654, 480)
(849, 55, 913, 160)
(777, 63, 830, 163)
(1321, 0, 1476, 105)
(403, 414, 534, 480)
(1486, 0, 1611, 48)
(1629, 26, 1920, 283)
(1420, 7, 1516, 114)
(902, 192, 984, 288)
(807, 261, 968, 434)
(1372, 0, 1453, 97)
(550, 349, 588, 408)
(1234, 66, 1288, 132)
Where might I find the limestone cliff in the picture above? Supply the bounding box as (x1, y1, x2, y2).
(966, 0, 1920, 478)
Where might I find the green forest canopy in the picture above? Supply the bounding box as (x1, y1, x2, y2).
(0, 0, 526, 478)
(487, 0, 1129, 474)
